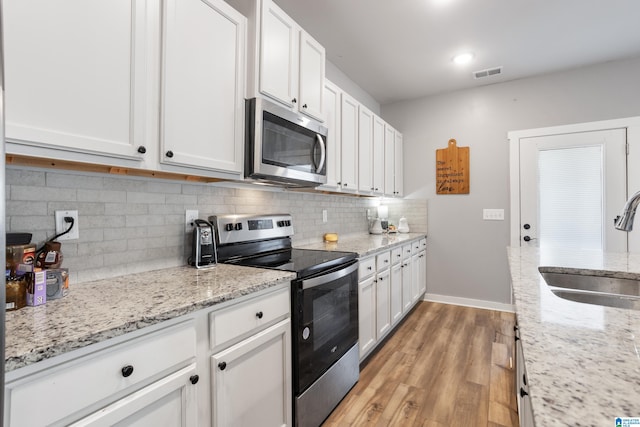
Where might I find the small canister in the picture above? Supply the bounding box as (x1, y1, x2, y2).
(6, 271, 28, 311)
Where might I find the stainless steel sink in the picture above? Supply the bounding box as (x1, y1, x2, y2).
(539, 268, 640, 310)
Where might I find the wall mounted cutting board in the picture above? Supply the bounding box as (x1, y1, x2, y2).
(436, 138, 469, 194)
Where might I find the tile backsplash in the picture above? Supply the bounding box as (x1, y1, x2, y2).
(6, 167, 427, 284)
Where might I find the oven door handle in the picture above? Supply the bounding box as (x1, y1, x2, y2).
(301, 261, 358, 290)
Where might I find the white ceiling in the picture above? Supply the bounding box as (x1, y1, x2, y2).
(273, 0, 640, 105)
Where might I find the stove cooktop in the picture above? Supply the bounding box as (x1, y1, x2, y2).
(227, 248, 357, 279)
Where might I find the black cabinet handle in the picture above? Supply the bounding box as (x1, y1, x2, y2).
(121, 365, 134, 378)
(137, 146, 146, 154)
(165, 150, 174, 158)
(520, 387, 529, 398)
(190, 375, 199, 385)
(218, 362, 227, 371)
(292, 98, 297, 104)
(367, 266, 372, 270)
(344, 183, 348, 187)
(302, 104, 307, 109)
(522, 373, 527, 386)
(515, 335, 520, 342)
(256, 311, 264, 319)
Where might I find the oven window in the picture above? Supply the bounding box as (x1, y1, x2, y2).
(262, 111, 325, 174)
(312, 283, 350, 351)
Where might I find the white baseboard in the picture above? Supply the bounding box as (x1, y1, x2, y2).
(423, 293, 515, 313)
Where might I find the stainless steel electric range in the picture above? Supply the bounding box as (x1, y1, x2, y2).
(209, 214, 359, 427)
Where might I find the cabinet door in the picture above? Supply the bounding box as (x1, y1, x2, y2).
(340, 93, 359, 191)
(161, 0, 245, 174)
(411, 253, 420, 303)
(372, 116, 386, 195)
(4, 0, 154, 161)
(394, 132, 404, 196)
(401, 247, 412, 312)
(384, 125, 396, 196)
(259, 0, 297, 107)
(70, 365, 198, 427)
(322, 80, 341, 188)
(390, 263, 403, 325)
(376, 268, 391, 339)
(211, 319, 292, 427)
(358, 106, 374, 193)
(418, 250, 427, 296)
(358, 275, 376, 359)
(298, 32, 325, 120)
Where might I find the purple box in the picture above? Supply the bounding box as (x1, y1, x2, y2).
(27, 270, 47, 306)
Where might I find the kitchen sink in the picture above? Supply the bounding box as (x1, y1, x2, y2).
(539, 268, 640, 311)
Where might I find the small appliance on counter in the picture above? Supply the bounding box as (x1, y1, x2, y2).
(189, 219, 217, 268)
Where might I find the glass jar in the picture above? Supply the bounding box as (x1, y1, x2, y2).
(6, 273, 28, 311)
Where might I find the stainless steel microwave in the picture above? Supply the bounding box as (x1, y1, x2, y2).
(245, 97, 328, 187)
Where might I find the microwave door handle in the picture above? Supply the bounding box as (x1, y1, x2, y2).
(316, 134, 326, 173)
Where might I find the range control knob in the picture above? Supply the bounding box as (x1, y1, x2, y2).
(286, 220, 291, 226)
(225, 223, 234, 232)
(234, 223, 243, 231)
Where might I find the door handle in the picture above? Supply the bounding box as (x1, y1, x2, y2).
(523, 236, 536, 242)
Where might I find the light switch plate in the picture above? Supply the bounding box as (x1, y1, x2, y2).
(483, 209, 504, 221)
(185, 210, 199, 232)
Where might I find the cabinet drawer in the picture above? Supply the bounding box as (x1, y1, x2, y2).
(420, 238, 427, 250)
(402, 244, 413, 259)
(358, 257, 376, 278)
(210, 288, 290, 350)
(376, 251, 391, 270)
(412, 239, 422, 255)
(6, 321, 196, 427)
(391, 247, 403, 265)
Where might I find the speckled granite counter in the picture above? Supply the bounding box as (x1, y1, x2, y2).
(507, 246, 640, 426)
(5, 264, 295, 372)
(296, 232, 426, 256)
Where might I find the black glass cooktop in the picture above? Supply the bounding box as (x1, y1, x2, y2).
(228, 248, 357, 279)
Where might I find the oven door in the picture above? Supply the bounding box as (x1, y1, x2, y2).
(292, 260, 359, 394)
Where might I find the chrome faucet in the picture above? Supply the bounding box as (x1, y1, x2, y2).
(615, 190, 640, 231)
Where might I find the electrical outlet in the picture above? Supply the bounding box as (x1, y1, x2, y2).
(322, 209, 328, 223)
(186, 210, 199, 232)
(54, 210, 79, 241)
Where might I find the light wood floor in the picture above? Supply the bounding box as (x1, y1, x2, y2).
(323, 301, 519, 427)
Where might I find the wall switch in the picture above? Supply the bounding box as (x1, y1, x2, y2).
(186, 210, 199, 232)
(322, 209, 328, 223)
(483, 208, 505, 221)
(54, 210, 79, 241)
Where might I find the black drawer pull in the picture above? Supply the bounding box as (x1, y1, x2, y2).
(190, 375, 199, 385)
(137, 146, 146, 154)
(520, 387, 529, 398)
(218, 362, 227, 371)
(121, 365, 134, 378)
(165, 150, 174, 158)
(256, 311, 264, 319)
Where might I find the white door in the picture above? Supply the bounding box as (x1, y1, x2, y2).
(340, 93, 359, 191)
(358, 106, 374, 193)
(298, 31, 325, 121)
(519, 129, 627, 251)
(358, 274, 376, 359)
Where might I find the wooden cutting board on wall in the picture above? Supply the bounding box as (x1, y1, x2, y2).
(436, 139, 470, 194)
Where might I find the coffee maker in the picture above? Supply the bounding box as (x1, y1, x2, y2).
(189, 219, 217, 268)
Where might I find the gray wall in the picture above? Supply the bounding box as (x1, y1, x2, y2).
(5, 168, 426, 285)
(382, 56, 640, 304)
(326, 61, 381, 116)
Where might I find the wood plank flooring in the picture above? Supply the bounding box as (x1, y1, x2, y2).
(322, 301, 519, 427)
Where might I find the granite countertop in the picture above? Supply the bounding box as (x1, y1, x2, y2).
(297, 232, 426, 256)
(507, 246, 640, 426)
(5, 264, 295, 372)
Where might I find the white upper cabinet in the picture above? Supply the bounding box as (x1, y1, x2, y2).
(298, 32, 325, 120)
(372, 116, 386, 195)
(259, 0, 298, 108)
(394, 132, 404, 197)
(384, 125, 396, 196)
(358, 106, 374, 193)
(4, 0, 156, 164)
(340, 93, 359, 192)
(241, 0, 325, 121)
(322, 80, 342, 189)
(160, 0, 246, 175)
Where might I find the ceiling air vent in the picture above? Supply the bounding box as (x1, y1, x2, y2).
(473, 66, 503, 79)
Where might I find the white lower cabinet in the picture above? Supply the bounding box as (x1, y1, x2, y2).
(4, 286, 293, 427)
(357, 238, 426, 361)
(5, 321, 197, 427)
(70, 364, 198, 427)
(210, 319, 291, 427)
(515, 324, 535, 427)
(358, 274, 377, 358)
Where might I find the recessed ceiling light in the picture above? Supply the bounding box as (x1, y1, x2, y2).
(453, 52, 474, 65)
